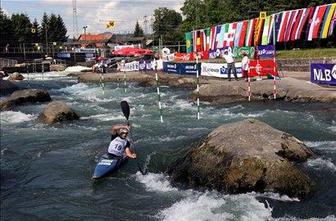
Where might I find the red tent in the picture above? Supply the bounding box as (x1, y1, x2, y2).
(112, 47, 153, 56)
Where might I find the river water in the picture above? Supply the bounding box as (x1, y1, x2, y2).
(1, 69, 335, 221)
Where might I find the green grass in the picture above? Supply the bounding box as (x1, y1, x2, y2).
(276, 48, 336, 59)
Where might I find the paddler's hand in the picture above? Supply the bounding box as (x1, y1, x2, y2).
(130, 153, 137, 159)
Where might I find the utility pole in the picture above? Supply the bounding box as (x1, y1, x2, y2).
(83, 26, 88, 47)
(143, 15, 148, 35)
(45, 25, 48, 56)
(72, 0, 78, 39)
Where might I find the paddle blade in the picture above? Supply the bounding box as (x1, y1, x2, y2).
(120, 100, 130, 120)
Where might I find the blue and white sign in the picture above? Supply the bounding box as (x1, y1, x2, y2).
(163, 62, 179, 73)
(311, 63, 336, 85)
(257, 45, 275, 58)
(57, 52, 71, 59)
(201, 62, 242, 78)
(163, 62, 200, 75)
(139, 60, 153, 71)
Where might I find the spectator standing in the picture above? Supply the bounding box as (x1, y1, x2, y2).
(241, 52, 249, 82)
(223, 50, 238, 81)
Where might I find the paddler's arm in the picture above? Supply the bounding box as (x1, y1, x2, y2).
(110, 124, 131, 135)
(125, 147, 136, 159)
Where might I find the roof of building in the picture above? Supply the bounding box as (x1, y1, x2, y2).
(78, 33, 113, 43)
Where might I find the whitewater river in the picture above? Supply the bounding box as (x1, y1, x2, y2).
(1, 69, 335, 221)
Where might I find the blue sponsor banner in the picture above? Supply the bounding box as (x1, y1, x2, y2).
(139, 60, 153, 71)
(57, 52, 71, 59)
(257, 45, 275, 58)
(311, 63, 336, 85)
(163, 62, 179, 73)
(163, 62, 200, 75)
(179, 63, 200, 75)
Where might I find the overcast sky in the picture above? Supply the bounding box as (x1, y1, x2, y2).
(2, 0, 184, 38)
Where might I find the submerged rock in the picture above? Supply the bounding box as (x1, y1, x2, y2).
(8, 72, 24, 81)
(167, 119, 315, 198)
(0, 79, 19, 96)
(40, 101, 80, 124)
(0, 89, 51, 110)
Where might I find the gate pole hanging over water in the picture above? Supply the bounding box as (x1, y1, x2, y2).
(26, 64, 30, 88)
(42, 62, 44, 87)
(100, 73, 105, 94)
(196, 54, 200, 120)
(155, 72, 163, 123)
(273, 21, 277, 99)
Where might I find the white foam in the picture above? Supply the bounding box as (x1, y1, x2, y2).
(254, 192, 300, 202)
(159, 193, 234, 221)
(159, 192, 273, 221)
(81, 113, 125, 122)
(158, 135, 187, 142)
(0, 111, 37, 124)
(273, 215, 336, 221)
(307, 158, 336, 172)
(328, 126, 336, 133)
(135, 173, 272, 221)
(64, 65, 91, 72)
(135, 172, 177, 192)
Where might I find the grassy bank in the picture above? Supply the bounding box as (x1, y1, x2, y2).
(276, 48, 336, 59)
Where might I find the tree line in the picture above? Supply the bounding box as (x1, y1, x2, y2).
(152, 0, 336, 48)
(0, 10, 67, 48)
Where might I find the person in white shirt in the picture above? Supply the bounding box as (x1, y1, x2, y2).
(223, 50, 238, 81)
(241, 52, 249, 82)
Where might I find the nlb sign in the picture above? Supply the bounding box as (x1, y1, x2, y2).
(311, 63, 336, 85)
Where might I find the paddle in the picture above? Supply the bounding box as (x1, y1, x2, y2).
(120, 100, 147, 175)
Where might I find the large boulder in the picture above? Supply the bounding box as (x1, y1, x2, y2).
(8, 72, 24, 81)
(40, 101, 80, 124)
(167, 119, 315, 199)
(0, 89, 51, 111)
(0, 79, 19, 96)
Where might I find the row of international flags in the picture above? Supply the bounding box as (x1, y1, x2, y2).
(185, 3, 336, 53)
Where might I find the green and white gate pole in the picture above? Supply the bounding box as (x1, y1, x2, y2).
(155, 71, 163, 123)
(122, 59, 127, 93)
(41, 62, 44, 87)
(26, 64, 30, 88)
(100, 72, 105, 94)
(196, 54, 200, 120)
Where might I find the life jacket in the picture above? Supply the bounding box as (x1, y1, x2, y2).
(107, 137, 128, 156)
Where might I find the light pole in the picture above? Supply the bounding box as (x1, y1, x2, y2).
(83, 26, 88, 48)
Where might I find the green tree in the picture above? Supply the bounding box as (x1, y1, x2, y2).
(0, 10, 14, 47)
(56, 15, 67, 42)
(133, 21, 144, 37)
(48, 14, 58, 42)
(31, 19, 40, 43)
(152, 7, 183, 45)
(40, 12, 49, 44)
(11, 13, 33, 44)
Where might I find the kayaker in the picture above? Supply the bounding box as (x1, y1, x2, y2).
(108, 124, 137, 159)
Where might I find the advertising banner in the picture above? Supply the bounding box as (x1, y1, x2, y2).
(163, 62, 200, 75)
(249, 59, 278, 77)
(139, 60, 153, 71)
(209, 47, 254, 59)
(232, 46, 255, 59)
(179, 63, 200, 75)
(256, 45, 275, 58)
(163, 62, 179, 73)
(121, 61, 139, 72)
(310, 63, 336, 85)
(201, 62, 243, 78)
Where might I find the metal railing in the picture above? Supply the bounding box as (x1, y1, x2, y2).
(0, 58, 18, 69)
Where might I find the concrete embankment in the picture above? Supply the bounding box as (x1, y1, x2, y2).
(76, 72, 336, 104)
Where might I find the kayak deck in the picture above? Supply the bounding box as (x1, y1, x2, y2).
(92, 154, 127, 179)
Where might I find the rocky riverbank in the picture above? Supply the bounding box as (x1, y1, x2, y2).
(76, 72, 336, 104)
